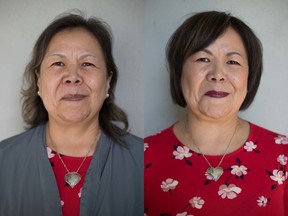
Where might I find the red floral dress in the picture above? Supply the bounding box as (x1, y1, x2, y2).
(47, 147, 93, 216)
(144, 123, 288, 216)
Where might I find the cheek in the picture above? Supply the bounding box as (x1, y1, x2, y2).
(39, 76, 59, 93)
(88, 77, 108, 94)
(38, 76, 47, 92)
(180, 74, 190, 96)
(181, 71, 202, 94)
(230, 73, 249, 102)
(86, 78, 95, 87)
(234, 74, 248, 91)
(38, 75, 63, 104)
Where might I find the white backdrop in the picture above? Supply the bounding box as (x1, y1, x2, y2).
(144, 0, 288, 137)
(0, 0, 144, 140)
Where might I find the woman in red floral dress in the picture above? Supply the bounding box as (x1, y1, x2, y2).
(145, 11, 288, 216)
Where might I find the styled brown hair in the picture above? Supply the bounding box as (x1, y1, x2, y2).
(166, 11, 263, 110)
(22, 12, 129, 146)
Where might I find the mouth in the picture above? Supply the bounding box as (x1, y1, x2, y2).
(204, 90, 229, 98)
(61, 94, 87, 101)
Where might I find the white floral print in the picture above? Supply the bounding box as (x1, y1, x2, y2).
(144, 124, 288, 215)
(244, 141, 257, 152)
(46, 147, 55, 158)
(257, 196, 268, 207)
(61, 200, 64, 206)
(173, 146, 192, 160)
(176, 212, 194, 216)
(144, 143, 149, 151)
(231, 165, 248, 177)
(275, 135, 288, 144)
(218, 184, 242, 199)
(277, 154, 288, 165)
(161, 178, 179, 192)
(189, 197, 205, 209)
(270, 169, 286, 184)
(78, 187, 82, 198)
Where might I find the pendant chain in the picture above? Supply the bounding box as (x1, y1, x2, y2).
(185, 120, 238, 168)
(56, 142, 94, 174)
(48, 130, 100, 173)
(48, 131, 100, 188)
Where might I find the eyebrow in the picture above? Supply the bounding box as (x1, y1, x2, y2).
(46, 53, 99, 59)
(79, 54, 99, 59)
(46, 53, 66, 58)
(199, 49, 244, 57)
(226, 51, 243, 57)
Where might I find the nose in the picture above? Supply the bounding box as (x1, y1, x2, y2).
(63, 65, 83, 85)
(206, 63, 226, 82)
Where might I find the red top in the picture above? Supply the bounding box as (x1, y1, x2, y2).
(47, 147, 93, 216)
(144, 123, 288, 216)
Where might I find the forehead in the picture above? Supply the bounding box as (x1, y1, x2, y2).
(215, 27, 244, 46)
(200, 27, 247, 58)
(45, 27, 102, 53)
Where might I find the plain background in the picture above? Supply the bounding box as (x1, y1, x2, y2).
(0, 0, 144, 140)
(144, 0, 288, 137)
(0, 0, 288, 140)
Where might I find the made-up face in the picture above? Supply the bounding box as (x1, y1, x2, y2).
(181, 27, 249, 121)
(38, 27, 111, 125)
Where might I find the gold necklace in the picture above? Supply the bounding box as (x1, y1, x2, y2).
(49, 131, 100, 188)
(185, 120, 238, 181)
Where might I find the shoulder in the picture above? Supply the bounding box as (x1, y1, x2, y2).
(144, 124, 179, 156)
(249, 122, 288, 151)
(122, 133, 143, 157)
(119, 132, 143, 152)
(122, 132, 143, 146)
(0, 125, 45, 170)
(0, 125, 45, 152)
(144, 124, 176, 144)
(107, 132, 143, 160)
(250, 123, 287, 141)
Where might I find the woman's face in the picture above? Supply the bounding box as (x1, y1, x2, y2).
(181, 27, 249, 121)
(38, 27, 111, 124)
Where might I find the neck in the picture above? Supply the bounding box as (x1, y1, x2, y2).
(46, 120, 101, 157)
(184, 114, 241, 155)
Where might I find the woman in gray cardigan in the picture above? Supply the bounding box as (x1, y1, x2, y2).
(0, 12, 143, 216)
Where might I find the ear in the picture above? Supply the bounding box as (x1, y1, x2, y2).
(106, 71, 113, 92)
(37, 77, 40, 90)
(36, 70, 40, 89)
(36, 72, 42, 97)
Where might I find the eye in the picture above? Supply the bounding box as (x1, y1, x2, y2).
(227, 60, 240, 65)
(82, 62, 95, 67)
(196, 58, 210, 63)
(51, 62, 64, 67)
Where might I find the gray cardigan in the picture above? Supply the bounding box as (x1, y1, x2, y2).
(0, 124, 143, 216)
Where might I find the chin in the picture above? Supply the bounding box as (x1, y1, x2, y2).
(200, 107, 235, 120)
(60, 112, 91, 123)
(208, 113, 231, 120)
